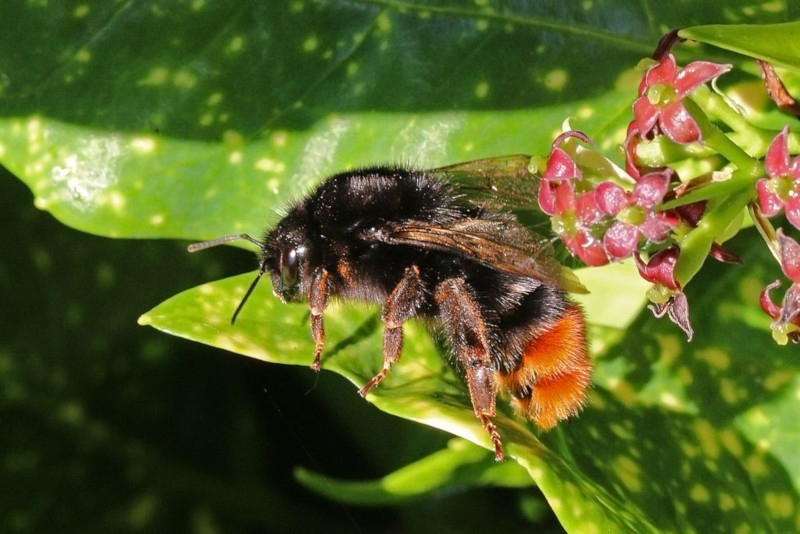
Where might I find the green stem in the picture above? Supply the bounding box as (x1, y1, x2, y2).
(674, 187, 754, 287)
(690, 85, 800, 156)
(684, 98, 762, 179)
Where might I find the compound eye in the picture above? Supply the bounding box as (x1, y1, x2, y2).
(279, 246, 299, 287)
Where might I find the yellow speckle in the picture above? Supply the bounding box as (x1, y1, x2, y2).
(74, 48, 91, 63)
(207, 92, 223, 106)
(582, 0, 593, 9)
(720, 379, 744, 404)
(719, 492, 736, 511)
(608, 377, 637, 406)
(475, 19, 489, 31)
(681, 442, 698, 458)
(173, 69, 197, 90)
(612, 456, 642, 492)
(474, 81, 489, 99)
(678, 365, 693, 385)
(610, 423, 633, 440)
(543, 69, 568, 91)
(34, 197, 49, 210)
(0, 143, 5, 158)
(73, 4, 90, 18)
(463, 142, 474, 152)
(698, 348, 730, 370)
(376, 12, 392, 33)
(695, 420, 720, 458)
(130, 137, 156, 153)
(223, 130, 244, 147)
(690, 484, 710, 503)
(149, 213, 165, 226)
(303, 35, 319, 52)
(659, 392, 681, 408)
(191, 0, 206, 11)
(655, 333, 682, 365)
(346, 62, 359, 76)
(765, 491, 795, 518)
(762, 1, 784, 13)
(199, 113, 214, 126)
(226, 35, 245, 54)
(720, 429, 743, 457)
(271, 131, 288, 147)
(577, 106, 593, 119)
(747, 407, 769, 426)
(745, 453, 768, 477)
(138, 67, 169, 86)
(228, 151, 242, 165)
(109, 191, 125, 211)
(255, 158, 285, 173)
(763, 371, 791, 391)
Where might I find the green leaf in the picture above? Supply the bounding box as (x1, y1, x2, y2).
(0, 91, 634, 240)
(680, 22, 800, 70)
(5, 3, 800, 532)
(294, 438, 533, 506)
(140, 229, 800, 532)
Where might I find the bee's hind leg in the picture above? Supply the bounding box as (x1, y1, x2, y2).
(434, 277, 504, 462)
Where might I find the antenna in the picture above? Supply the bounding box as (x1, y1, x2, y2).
(188, 234, 268, 324)
(188, 233, 265, 252)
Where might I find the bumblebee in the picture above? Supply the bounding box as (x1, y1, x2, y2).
(190, 156, 591, 460)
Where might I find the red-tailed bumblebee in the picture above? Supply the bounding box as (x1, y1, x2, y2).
(189, 155, 591, 461)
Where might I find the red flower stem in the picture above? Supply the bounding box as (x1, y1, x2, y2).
(674, 188, 753, 287)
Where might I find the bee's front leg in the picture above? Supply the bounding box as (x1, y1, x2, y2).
(435, 277, 504, 462)
(309, 268, 331, 371)
(359, 266, 424, 397)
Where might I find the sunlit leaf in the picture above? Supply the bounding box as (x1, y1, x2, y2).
(680, 22, 800, 70)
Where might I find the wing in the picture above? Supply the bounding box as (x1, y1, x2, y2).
(429, 155, 539, 211)
(370, 218, 587, 293)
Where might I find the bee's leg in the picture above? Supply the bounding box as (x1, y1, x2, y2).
(359, 266, 424, 397)
(435, 278, 504, 461)
(309, 268, 331, 371)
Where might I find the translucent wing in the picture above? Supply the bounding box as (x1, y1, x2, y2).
(429, 155, 539, 211)
(370, 218, 587, 293)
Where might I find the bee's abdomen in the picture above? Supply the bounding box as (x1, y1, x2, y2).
(497, 304, 591, 429)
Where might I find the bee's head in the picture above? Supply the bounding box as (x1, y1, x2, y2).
(187, 207, 314, 324)
(263, 213, 314, 304)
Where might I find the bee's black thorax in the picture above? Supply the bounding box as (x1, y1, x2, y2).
(268, 166, 567, 373)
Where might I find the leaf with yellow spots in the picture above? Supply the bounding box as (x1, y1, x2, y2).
(3, 2, 800, 533)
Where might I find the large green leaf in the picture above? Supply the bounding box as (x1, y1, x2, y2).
(4, 1, 800, 532)
(680, 22, 800, 70)
(139, 228, 800, 531)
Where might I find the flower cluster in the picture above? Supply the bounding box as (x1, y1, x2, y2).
(535, 50, 800, 344)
